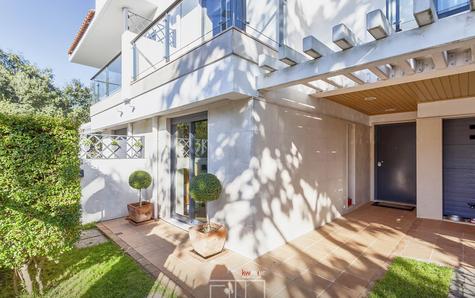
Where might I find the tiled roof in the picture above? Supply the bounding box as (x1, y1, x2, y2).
(68, 9, 95, 55)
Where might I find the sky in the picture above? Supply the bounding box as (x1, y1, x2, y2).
(0, 0, 96, 88)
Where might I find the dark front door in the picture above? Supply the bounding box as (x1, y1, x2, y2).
(375, 122, 416, 205)
(443, 117, 475, 218)
(170, 113, 208, 223)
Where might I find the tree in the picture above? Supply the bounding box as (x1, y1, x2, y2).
(0, 49, 92, 123)
(0, 113, 81, 295)
(58, 79, 93, 123)
(129, 170, 152, 206)
(189, 173, 223, 232)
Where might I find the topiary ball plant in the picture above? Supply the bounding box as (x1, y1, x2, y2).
(190, 173, 222, 231)
(129, 170, 152, 206)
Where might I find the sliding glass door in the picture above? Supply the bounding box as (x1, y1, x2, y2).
(171, 113, 208, 223)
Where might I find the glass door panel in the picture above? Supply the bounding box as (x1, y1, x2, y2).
(171, 114, 208, 223)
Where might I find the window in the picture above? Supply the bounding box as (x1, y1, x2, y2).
(435, 0, 470, 18)
(387, 0, 471, 32)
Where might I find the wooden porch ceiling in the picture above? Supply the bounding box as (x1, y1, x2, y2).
(322, 71, 475, 115)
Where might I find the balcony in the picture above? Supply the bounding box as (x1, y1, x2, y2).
(387, 0, 471, 31)
(131, 0, 278, 81)
(91, 54, 122, 102)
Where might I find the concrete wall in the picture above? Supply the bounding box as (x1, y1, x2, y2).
(207, 97, 370, 258)
(284, 0, 386, 52)
(80, 118, 155, 223)
(416, 117, 443, 220)
(90, 30, 269, 130)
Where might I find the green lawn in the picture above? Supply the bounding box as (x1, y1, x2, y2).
(0, 241, 176, 298)
(369, 257, 453, 298)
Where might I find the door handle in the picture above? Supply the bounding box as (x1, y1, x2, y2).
(377, 161, 384, 167)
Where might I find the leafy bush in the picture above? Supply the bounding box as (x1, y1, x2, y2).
(190, 173, 222, 203)
(129, 170, 152, 205)
(129, 170, 152, 190)
(190, 173, 222, 232)
(0, 113, 81, 294)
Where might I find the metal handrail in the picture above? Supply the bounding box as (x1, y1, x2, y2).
(131, 0, 182, 44)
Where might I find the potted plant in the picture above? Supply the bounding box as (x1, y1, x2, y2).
(188, 173, 227, 258)
(127, 170, 153, 224)
(110, 139, 120, 151)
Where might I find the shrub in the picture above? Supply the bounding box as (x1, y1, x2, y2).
(190, 173, 222, 203)
(190, 173, 222, 232)
(0, 113, 81, 295)
(129, 170, 152, 205)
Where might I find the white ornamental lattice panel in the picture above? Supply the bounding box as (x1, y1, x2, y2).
(80, 134, 145, 160)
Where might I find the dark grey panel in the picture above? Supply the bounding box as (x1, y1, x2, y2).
(375, 122, 417, 205)
(443, 117, 475, 219)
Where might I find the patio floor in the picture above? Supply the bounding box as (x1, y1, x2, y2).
(97, 204, 475, 298)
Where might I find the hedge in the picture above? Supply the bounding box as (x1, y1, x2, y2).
(0, 113, 81, 271)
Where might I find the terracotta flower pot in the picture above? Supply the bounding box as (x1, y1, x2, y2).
(189, 223, 227, 258)
(127, 201, 153, 223)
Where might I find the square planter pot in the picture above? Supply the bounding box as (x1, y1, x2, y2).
(127, 201, 153, 224)
(189, 223, 227, 258)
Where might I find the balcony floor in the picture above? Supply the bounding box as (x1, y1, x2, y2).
(97, 204, 475, 297)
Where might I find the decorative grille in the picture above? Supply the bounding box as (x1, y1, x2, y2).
(80, 134, 145, 159)
(176, 138, 207, 158)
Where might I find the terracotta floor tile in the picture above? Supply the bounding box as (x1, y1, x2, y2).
(319, 283, 365, 298)
(464, 254, 475, 267)
(334, 272, 369, 294)
(402, 242, 433, 260)
(345, 256, 387, 282)
(284, 254, 343, 282)
(266, 244, 302, 262)
(254, 254, 283, 271)
(303, 242, 340, 258)
(101, 206, 473, 297)
(272, 270, 331, 298)
(289, 234, 319, 251)
(210, 251, 253, 272)
(430, 250, 461, 267)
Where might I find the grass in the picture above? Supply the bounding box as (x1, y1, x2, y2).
(369, 257, 453, 298)
(0, 241, 176, 298)
(81, 222, 98, 230)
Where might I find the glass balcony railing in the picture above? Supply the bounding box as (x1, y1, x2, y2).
(387, 0, 471, 31)
(131, 0, 279, 80)
(91, 54, 122, 102)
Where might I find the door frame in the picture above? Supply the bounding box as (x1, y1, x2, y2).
(170, 112, 208, 223)
(372, 120, 417, 206)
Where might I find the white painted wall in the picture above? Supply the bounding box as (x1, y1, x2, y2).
(80, 118, 155, 223)
(207, 97, 370, 258)
(283, 0, 387, 52)
(81, 159, 153, 223)
(91, 30, 270, 130)
(416, 117, 443, 220)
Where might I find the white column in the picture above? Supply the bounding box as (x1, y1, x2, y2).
(151, 116, 159, 219)
(416, 117, 443, 220)
(122, 7, 129, 32)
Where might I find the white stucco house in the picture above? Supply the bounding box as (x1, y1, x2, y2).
(71, 0, 475, 259)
